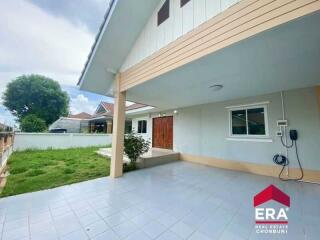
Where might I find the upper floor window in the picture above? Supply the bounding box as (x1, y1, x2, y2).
(138, 120, 147, 134)
(229, 104, 268, 137)
(180, 0, 191, 7)
(157, 0, 170, 26)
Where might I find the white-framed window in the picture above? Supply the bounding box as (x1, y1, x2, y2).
(137, 120, 147, 134)
(228, 104, 269, 138)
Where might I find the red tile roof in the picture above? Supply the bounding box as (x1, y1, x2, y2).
(126, 103, 147, 111)
(96, 102, 148, 117)
(100, 102, 114, 115)
(68, 112, 92, 119)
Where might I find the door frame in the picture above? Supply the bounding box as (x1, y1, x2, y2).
(152, 116, 173, 150)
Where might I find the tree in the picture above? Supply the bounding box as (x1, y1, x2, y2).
(2, 74, 69, 126)
(124, 132, 150, 170)
(20, 115, 47, 132)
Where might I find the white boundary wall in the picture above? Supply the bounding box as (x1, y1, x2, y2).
(14, 133, 112, 151)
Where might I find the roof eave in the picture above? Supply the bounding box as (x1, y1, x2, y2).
(77, 0, 117, 87)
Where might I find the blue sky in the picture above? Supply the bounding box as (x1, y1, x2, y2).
(0, 0, 112, 127)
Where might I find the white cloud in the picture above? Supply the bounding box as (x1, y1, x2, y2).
(0, 0, 94, 91)
(70, 94, 96, 115)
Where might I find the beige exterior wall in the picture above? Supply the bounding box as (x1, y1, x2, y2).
(120, 0, 320, 92)
(120, 0, 241, 71)
(173, 87, 320, 181)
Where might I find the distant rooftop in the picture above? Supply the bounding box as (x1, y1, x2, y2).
(95, 102, 149, 117)
(68, 112, 92, 119)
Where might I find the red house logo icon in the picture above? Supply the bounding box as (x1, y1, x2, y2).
(254, 184, 290, 207)
(254, 185, 290, 225)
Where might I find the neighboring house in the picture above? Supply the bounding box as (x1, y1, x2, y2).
(78, 0, 320, 180)
(0, 123, 12, 132)
(49, 112, 92, 133)
(49, 103, 154, 135)
(89, 102, 154, 136)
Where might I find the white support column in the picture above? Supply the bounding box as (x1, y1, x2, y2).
(110, 74, 126, 178)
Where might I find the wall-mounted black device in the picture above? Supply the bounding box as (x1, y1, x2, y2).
(289, 130, 298, 141)
(273, 129, 303, 181)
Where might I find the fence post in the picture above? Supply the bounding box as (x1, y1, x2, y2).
(0, 136, 4, 153)
(0, 136, 4, 167)
(7, 135, 11, 148)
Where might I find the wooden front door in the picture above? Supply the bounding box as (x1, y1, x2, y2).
(152, 116, 173, 149)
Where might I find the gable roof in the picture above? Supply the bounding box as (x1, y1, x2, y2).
(77, 0, 160, 96)
(254, 185, 290, 207)
(101, 102, 114, 114)
(68, 112, 92, 119)
(126, 103, 148, 111)
(94, 102, 149, 117)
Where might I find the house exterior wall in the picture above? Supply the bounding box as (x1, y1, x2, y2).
(121, 0, 241, 71)
(173, 87, 320, 171)
(49, 118, 89, 133)
(131, 116, 153, 142)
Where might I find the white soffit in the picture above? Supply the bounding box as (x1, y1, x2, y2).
(126, 11, 320, 109)
(79, 0, 160, 96)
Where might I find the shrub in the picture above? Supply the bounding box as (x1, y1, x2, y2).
(124, 132, 150, 168)
(20, 114, 47, 132)
(123, 162, 137, 173)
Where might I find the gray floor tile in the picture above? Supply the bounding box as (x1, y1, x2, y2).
(112, 220, 138, 239)
(125, 230, 151, 240)
(60, 229, 89, 240)
(2, 226, 29, 240)
(3, 217, 28, 232)
(170, 221, 195, 239)
(142, 220, 167, 239)
(84, 219, 110, 238)
(96, 207, 118, 219)
(188, 231, 212, 240)
(131, 213, 153, 227)
(30, 228, 59, 240)
(0, 162, 319, 240)
(91, 229, 120, 240)
(156, 213, 179, 228)
(157, 230, 183, 240)
(78, 212, 101, 226)
(105, 213, 128, 227)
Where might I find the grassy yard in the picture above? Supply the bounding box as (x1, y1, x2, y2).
(0, 147, 110, 197)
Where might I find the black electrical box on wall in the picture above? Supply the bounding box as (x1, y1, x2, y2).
(290, 130, 298, 141)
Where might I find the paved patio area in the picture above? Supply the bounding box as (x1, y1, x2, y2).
(0, 161, 319, 240)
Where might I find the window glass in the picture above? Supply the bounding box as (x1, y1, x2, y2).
(142, 120, 147, 133)
(231, 110, 247, 135)
(247, 108, 265, 135)
(158, 0, 170, 26)
(138, 120, 147, 134)
(181, 0, 191, 7)
(125, 121, 132, 134)
(230, 106, 267, 136)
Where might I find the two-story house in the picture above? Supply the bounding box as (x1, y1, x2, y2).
(78, 0, 320, 180)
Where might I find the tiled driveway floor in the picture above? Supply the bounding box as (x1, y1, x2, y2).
(0, 161, 319, 240)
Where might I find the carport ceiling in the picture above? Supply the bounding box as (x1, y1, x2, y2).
(126, 12, 320, 110)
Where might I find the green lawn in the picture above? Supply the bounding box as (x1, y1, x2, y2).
(0, 147, 110, 197)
